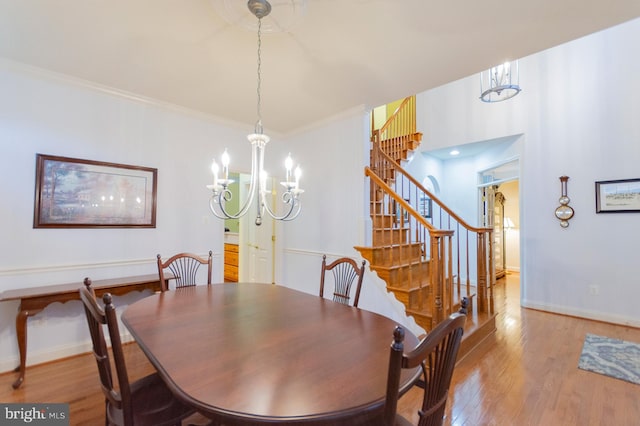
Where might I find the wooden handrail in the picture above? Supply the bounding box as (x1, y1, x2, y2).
(366, 167, 437, 231)
(368, 150, 491, 234)
(377, 96, 416, 139)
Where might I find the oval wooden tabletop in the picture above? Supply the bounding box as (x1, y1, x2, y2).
(121, 283, 419, 425)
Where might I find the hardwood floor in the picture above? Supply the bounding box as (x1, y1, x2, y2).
(2, 273, 639, 425)
(400, 273, 640, 425)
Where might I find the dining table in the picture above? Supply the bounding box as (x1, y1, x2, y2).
(121, 282, 420, 426)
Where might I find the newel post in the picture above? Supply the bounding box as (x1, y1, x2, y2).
(476, 229, 493, 314)
(429, 229, 454, 327)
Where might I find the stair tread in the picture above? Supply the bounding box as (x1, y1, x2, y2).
(387, 283, 429, 293)
(405, 308, 432, 318)
(370, 260, 428, 271)
(356, 242, 423, 249)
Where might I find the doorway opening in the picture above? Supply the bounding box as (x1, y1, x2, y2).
(223, 172, 276, 284)
(478, 160, 520, 282)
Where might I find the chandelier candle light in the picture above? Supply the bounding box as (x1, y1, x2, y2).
(207, 0, 303, 226)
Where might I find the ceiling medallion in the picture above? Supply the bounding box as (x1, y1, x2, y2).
(210, 0, 307, 33)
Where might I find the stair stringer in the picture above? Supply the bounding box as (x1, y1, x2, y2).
(358, 263, 425, 338)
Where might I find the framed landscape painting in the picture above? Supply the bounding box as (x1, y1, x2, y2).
(33, 154, 157, 228)
(595, 178, 640, 213)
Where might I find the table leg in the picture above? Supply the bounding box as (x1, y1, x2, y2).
(12, 309, 30, 389)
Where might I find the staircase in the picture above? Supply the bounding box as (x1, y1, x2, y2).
(355, 96, 497, 354)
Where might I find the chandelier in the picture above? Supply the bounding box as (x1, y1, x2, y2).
(207, 0, 303, 226)
(479, 60, 521, 102)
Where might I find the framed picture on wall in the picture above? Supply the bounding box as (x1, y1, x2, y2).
(33, 154, 158, 228)
(419, 196, 432, 218)
(595, 178, 640, 213)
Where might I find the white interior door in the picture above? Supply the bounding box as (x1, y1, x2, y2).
(239, 174, 275, 284)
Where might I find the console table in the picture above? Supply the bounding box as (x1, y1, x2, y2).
(0, 273, 166, 389)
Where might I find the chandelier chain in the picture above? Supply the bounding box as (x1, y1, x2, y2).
(207, 0, 303, 225)
(255, 18, 263, 134)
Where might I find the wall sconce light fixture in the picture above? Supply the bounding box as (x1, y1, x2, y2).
(555, 176, 574, 227)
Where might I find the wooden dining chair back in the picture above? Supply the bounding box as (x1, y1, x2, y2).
(79, 278, 194, 426)
(319, 255, 366, 307)
(157, 251, 212, 291)
(384, 313, 466, 426)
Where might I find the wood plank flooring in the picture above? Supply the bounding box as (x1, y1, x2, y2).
(2, 273, 639, 425)
(401, 273, 640, 425)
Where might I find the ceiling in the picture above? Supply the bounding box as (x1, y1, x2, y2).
(1, 1, 640, 135)
(423, 135, 521, 161)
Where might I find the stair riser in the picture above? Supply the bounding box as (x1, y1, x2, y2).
(407, 141, 420, 150)
(369, 202, 399, 216)
(372, 228, 409, 245)
(369, 167, 396, 183)
(370, 202, 396, 216)
(389, 289, 426, 305)
(370, 187, 385, 199)
(407, 311, 432, 331)
(374, 263, 430, 288)
(392, 264, 429, 286)
(389, 286, 430, 308)
(369, 245, 422, 266)
(372, 215, 395, 228)
(390, 289, 409, 306)
(408, 286, 430, 309)
(370, 187, 379, 197)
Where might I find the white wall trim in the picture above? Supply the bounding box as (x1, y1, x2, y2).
(0, 57, 265, 136)
(0, 333, 135, 375)
(0, 258, 154, 277)
(477, 152, 521, 175)
(0, 253, 220, 277)
(285, 104, 369, 137)
(282, 247, 364, 260)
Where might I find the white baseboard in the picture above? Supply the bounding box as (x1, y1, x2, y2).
(0, 332, 135, 375)
(521, 299, 640, 328)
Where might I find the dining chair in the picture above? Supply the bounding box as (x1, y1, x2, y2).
(319, 254, 366, 307)
(383, 312, 466, 426)
(157, 251, 212, 291)
(79, 278, 195, 426)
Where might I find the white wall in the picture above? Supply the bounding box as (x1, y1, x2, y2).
(276, 110, 423, 335)
(417, 18, 640, 326)
(0, 61, 247, 371)
(0, 61, 421, 373)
